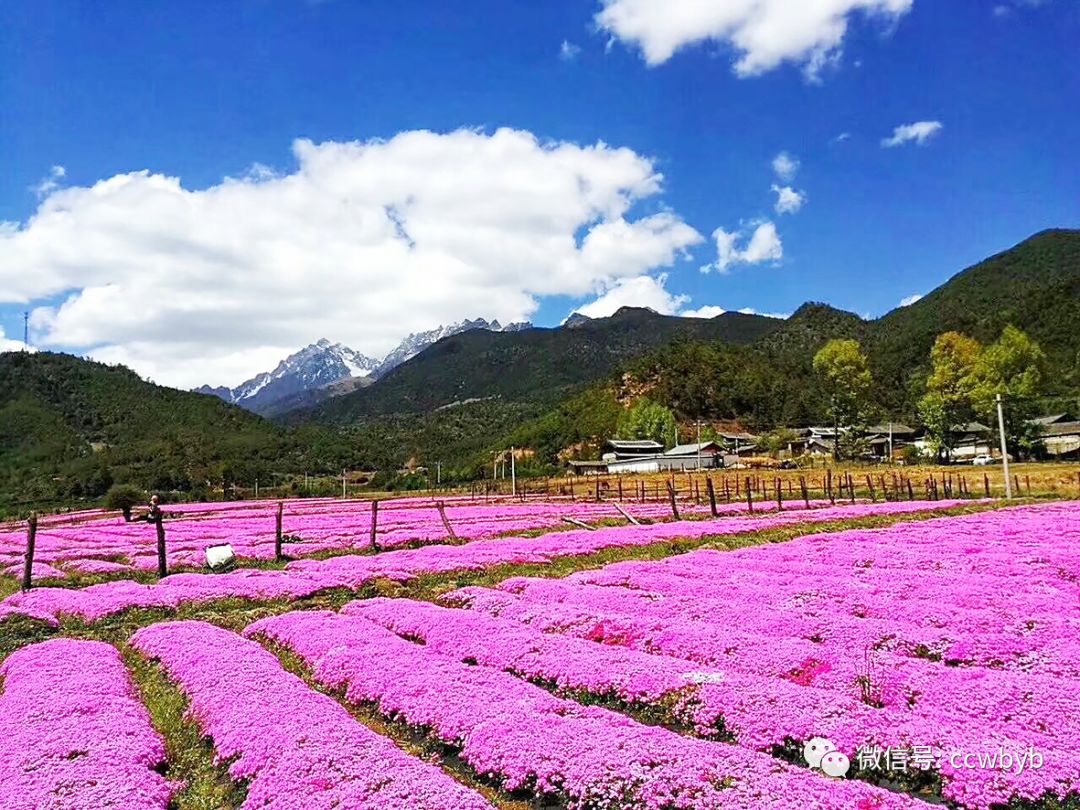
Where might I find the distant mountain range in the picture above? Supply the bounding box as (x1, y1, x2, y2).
(295, 308, 778, 425)
(4, 228, 1078, 509)
(195, 318, 531, 415)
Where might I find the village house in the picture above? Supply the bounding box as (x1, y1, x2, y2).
(1031, 413, 1080, 459)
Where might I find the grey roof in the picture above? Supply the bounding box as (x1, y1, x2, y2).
(953, 422, 991, 435)
(717, 432, 757, 441)
(665, 441, 722, 456)
(1044, 421, 1080, 436)
(605, 439, 663, 450)
(1031, 413, 1072, 426)
(865, 423, 916, 435)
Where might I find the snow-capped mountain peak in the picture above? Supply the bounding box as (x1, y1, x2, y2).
(371, 317, 531, 377)
(194, 339, 379, 412)
(195, 318, 531, 414)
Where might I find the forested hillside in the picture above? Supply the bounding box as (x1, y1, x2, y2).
(500, 230, 1080, 465)
(0, 352, 355, 511)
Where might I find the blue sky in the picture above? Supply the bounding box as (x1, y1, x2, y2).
(1, 0, 1078, 387)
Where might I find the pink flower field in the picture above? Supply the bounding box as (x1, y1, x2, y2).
(0, 495, 756, 577)
(1, 497, 1076, 809)
(2, 498, 970, 622)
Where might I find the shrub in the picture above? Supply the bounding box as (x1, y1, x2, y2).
(104, 483, 145, 521)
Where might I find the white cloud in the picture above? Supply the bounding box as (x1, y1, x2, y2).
(832, 132, 852, 144)
(994, 0, 1048, 16)
(680, 304, 790, 319)
(737, 307, 789, 319)
(882, 120, 943, 147)
(899, 293, 923, 307)
(560, 40, 582, 61)
(573, 273, 689, 319)
(595, 0, 914, 78)
(32, 165, 66, 199)
(1, 128, 703, 388)
(680, 305, 727, 318)
(0, 326, 34, 353)
(771, 151, 799, 181)
(703, 221, 783, 273)
(771, 184, 806, 214)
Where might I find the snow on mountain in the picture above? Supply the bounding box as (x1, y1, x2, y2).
(196, 320, 530, 414)
(371, 318, 531, 377)
(194, 338, 380, 414)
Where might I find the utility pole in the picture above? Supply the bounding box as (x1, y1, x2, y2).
(996, 394, 1012, 499)
(888, 421, 893, 462)
(696, 420, 702, 470)
(436, 461, 441, 486)
(23, 311, 29, 348)
(832, 395, 839, 462)
(341, 469, 346, 499)
(510, 446, 517, 498)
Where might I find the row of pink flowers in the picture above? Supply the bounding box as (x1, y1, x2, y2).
(130, 620, 492, 810)
(1, 499, 973, 623)
(0, 638, 172, 809)
(246, 609, 927, 810)
(448, 502, 1080, 809)
(0, 496, 746, 576)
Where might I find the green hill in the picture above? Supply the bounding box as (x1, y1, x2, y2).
(500, 229, 1080, 464)
(732, 229, 1080, 417)
(0, 351, 351, 511)
(867, 228, 1080, 412)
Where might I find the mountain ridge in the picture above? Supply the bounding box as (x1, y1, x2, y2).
(291, 308, 783, 424)
(196, 318, 532, 415)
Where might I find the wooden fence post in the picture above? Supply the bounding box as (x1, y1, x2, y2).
(666, 481, 681, 521)
(799, 476, 810, 509)
(275, 501, 284, 562)
(370, 500, 380, 552)
(865, 475, 877, 503)
(827, 469, 835, 505)
(745, 476, 754, 514)
(155, 513, 167, 579)
(705, 476, 718, 517)
(563, 517, 597, 531)
(614, 503, 640, 525)
(437, 501, 457, 541)
(774, 478, 783, 511)
(847, 472, 856, 504)
(21, 513, 38, 592)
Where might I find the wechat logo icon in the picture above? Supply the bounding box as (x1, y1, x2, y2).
(804, 737, 850, 778)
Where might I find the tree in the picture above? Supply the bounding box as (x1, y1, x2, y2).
(619, 399, 678, 448)
(813, 339, 873, 460)
(917, 332, 982, 462)
(105, 483, 146, 522)
(757, 428, 801, 458)
(971, 326, 1047, 458)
